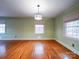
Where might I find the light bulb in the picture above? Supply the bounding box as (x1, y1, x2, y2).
(34, 13, 42, 20)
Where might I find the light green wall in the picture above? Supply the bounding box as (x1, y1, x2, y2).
(55, 3, 79, 52)
(0, 18, 55, 40)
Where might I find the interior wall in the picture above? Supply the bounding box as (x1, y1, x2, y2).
(55, 3, 79, 54)
(0, 18, 55, 40)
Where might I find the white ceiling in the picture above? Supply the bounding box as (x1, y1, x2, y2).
(0, 0, 78, 17)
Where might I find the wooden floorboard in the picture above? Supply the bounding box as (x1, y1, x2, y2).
(0, 40, 79, 59)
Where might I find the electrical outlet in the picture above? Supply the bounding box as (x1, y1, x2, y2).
(72, 43, 75, 47)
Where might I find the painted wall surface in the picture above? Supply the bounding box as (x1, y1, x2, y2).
(55, 3, 79, 54)
(0, 18, 55, 40)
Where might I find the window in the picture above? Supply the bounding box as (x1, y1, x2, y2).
(35, 25, 44, 34)
(65, 20, 79, 39)
(0, 24, 5, 34)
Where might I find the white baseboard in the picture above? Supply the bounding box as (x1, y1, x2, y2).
(56, 40, 79, 56)
(0, 38, 56, 40)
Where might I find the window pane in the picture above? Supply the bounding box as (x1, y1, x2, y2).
(0, 24, 5, 33)
(35, 25, 44, 34)
(65, 20, 79, 39)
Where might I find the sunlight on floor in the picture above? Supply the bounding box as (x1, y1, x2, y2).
(0, 44, 6, 57)
(34, 43, 44, 56)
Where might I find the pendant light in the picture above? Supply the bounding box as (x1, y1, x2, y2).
(34, 5, 42, 20)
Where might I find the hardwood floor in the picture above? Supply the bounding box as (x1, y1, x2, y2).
(0, 40, 79, 59)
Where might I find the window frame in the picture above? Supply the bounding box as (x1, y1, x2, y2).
(64, 19, 79, 39)
(0, 24, 5, 34)
(35, 24, 44, 34)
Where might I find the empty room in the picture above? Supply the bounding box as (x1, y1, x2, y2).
(0, 0, 79, 59)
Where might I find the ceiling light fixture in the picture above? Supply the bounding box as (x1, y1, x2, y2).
(34, 5, 42, 20)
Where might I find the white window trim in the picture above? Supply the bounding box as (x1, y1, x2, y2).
(0, 24, 5, 34)
(35, 25, 44, 34)
(64, 20, 79, 39)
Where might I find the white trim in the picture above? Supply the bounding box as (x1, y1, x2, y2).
(0, 38, 56, 40)
(56, 40, 79, 55)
